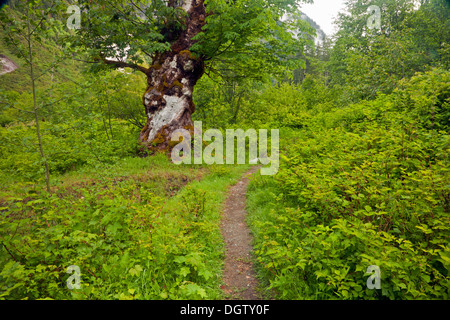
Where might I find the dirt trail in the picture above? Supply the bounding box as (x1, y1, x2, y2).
(221, 166, 261, 300)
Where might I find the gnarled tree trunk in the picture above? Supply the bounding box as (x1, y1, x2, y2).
(139, 0, 206, 152)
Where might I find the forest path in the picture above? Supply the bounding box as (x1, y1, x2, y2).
(220, 166, 262, 300)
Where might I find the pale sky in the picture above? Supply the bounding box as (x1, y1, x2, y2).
(299, 0, 347, 36)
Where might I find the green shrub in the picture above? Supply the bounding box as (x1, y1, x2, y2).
(247, 69, 450, 300)
(0, 162, 249, 300)
(0, 118, 139, 182)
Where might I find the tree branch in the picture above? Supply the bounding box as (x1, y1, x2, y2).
(9, 104, 35, 114)
(141, 49, 154, 59)
(129, 0, 148, 19)
(4, 32, 30, 65)
(1, 242, 18, 262)
(101, 56, 150, 75)
(109, 2, 147, 27)
(205, 35, 238, 61)
(29, 3, 56, 37)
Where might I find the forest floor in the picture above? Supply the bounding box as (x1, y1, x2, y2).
(220, 166, 262, 300)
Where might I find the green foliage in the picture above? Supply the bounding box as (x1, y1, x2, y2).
(194, 72, 338, 130)
(192, 0, 313, 80)
(0, 1, 82, 93)
(0, 118, 140, 181)
(329, 0, 450, 102)
(396, 68, 450, 131)
(64, 0, 314, 82)
(1, 0, 449, 303)
(247, 69, 450, 300)
(0, 158, 249, 300)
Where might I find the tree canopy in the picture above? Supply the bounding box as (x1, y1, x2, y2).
(68, 0, 314, 81)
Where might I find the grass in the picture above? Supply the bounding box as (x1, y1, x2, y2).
(161, 162, 251, 299)
(0, 147, 254, 299)
(245, 172, 281, 299)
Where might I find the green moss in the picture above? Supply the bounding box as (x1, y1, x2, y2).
(142, 86, 155, 104)
(150, 63, 162, 70)
(179, 50, 196, 60)
(169, 80, 183, 90)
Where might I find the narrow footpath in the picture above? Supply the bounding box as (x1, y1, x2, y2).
(220, 166, 261, 300)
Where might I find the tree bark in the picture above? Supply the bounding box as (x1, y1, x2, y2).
(138, 0, 207, 152)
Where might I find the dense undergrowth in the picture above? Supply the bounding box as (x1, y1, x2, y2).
(1, 0, 449, 301)
(1, 151, 250, 299)
(247, 69, 449, 299)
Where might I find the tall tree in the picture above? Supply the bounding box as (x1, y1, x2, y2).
(329, 0, 450, 102)
(68, 0, 313, 151)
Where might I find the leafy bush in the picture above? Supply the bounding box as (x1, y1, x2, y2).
(247, 69, 450, 300)
(0, 118, 140, 181)
(0, 162, 249, 299)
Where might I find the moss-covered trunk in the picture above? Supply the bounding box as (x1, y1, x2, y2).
(139, 0, 206, 152)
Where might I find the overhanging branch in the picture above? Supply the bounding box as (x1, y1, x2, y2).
(101, 56, 150, 75)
